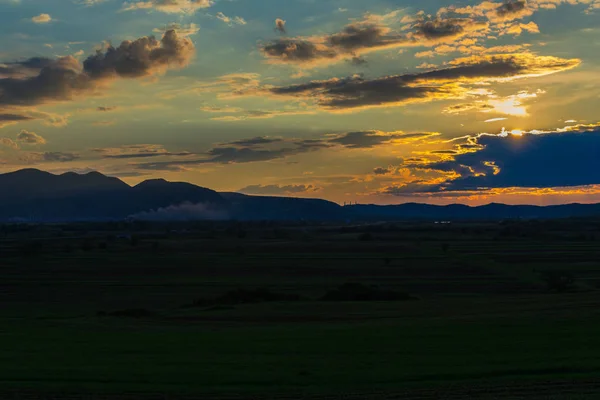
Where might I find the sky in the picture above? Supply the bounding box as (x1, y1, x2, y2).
(0, 0, 599, 205)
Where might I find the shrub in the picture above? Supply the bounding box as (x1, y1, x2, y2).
(358, 232, 373, 241)
(192, 288, 305, 307)
(542, 270, 575, 293)
(98, 309, 155, 318)
(320, 283, 413, 302)
(81, 239, 94, 252)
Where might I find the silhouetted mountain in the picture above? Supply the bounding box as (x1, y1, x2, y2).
(347, 202, 600, 220)
(0, 169, 128, 201)
(2, 169, 600, 222)
(0, 169, 226, 221)
(221, 192, 345, 221)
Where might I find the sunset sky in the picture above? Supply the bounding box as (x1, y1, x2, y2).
(1, 0, 599, 205)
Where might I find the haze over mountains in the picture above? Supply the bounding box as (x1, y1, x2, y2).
(1, 169, 600, 222)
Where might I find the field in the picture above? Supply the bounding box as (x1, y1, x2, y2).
(1, 219, 600, 399)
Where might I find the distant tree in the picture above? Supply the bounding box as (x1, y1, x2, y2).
(81, 239, 94, 252)
(542, 270, 575, 293)
(20, 241, 43, 257)
(358, 232, 373, 241)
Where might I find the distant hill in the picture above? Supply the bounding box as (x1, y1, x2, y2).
(346, 203, 600, 221)
(2, 169, 600, 221)
(0, 169, 226, 221)
(0, 169, 129, 201)
(221, 192, 345, 221)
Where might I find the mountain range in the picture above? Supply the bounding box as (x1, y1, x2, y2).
(1, 169, 600, 222)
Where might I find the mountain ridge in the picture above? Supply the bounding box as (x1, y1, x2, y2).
(1, 169, 600, 221)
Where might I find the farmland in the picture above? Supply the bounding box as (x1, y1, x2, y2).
(1, 219, 600, 399)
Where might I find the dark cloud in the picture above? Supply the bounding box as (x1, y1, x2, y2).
(412, 18, 488, 41)
(92, 144, 190, 159)
(328, 131, 435, 148)
(444, 102, 495, 114)
(327, 23, 406, 51)
(0, 56, 91, 106)
(83, 30, 194, 79)
(0, 30, 194, 107)
(21, 152, 80, 163)
(399, 124, 600, 193)
(16, 130, 46, 145)
(0, 57, 70, 81)
(104, 151, 190, 159)
(496, 0, 528, 18)
(226, 136, 284, 147)
(256, 53, 579, 110)
(261, 22, 408, 66)
(132, 130, 434, 171)
(350, 56, 368, 66)
(261, 39, 338, 64)
(97, 106, 117, 112)
(0, 113, 35, 126)
(373, 167, 394, 175)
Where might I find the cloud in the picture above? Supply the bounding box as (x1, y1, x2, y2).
(153, 23, 200, 37)
(0, 30, 194, 108)
(75, 0, 108, 6)
(122, 0, 213, 14)
(0, 137, 18, 149)
(16, 130, 46, 145)
(132, 130, 437, 170)
(260, 21, 409, 67)
(443, 89, 544, 116)
(21, 152, 79, 163)
(0, 113, 35, 128)
(275, 18, 286, 34)
(249, 53, 579, 112)
(410, 17, 489, 43)
(259, 4, 546, 68)
(84, 29, 194, 79)
(96, 106, 117, 112)
(225, 137, 284, 147)
(261, 39, 339, 66)
(92, 120, 116, 126)
(393, 123, 600, 194)
(328, 130, 438, 148)
(200, 105, 244, 113)
(239, 184, 319, 195)
(210, 109, 316, 121)
(491, 0, 533, 22)
(160, 72, 260, 99)
(31, 14, 52, 24)
(373, 167, 395, 175)
(92, 144, 191, 158)
(215, 12, 246, 26)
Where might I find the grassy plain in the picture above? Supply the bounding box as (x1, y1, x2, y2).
(1, 219, 600, 398)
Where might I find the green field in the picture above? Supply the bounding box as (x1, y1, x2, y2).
(1, 219, 600, 399)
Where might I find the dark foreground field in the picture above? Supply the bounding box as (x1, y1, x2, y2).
(2, 219, 600, 399)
